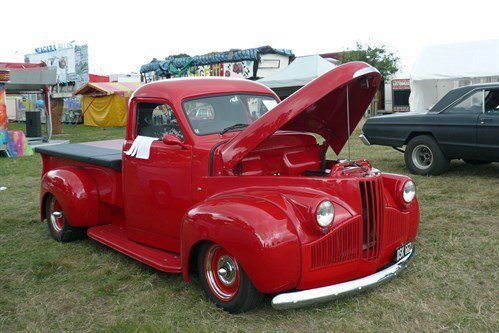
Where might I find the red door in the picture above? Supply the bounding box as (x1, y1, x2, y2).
(123, 101, 192, 253)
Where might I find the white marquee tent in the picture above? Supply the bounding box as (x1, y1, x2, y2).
(410, 39, 499, 112)
(258, 55, 336, 98)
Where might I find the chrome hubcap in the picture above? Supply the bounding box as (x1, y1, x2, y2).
(412, 144, 433, 170)
(50, 211, 63, 232)
(49, 197, 64, 233)
(217, 256, 237, 286)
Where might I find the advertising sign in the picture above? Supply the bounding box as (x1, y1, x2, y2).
(392, 79, 410, 90)
(391, 79, 411, 112)
(25, 43, 89, 88)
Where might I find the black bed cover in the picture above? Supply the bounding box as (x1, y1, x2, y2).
(35, 141, 123, 171)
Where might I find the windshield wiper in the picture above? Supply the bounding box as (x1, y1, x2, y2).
(219, 123, 249, 135)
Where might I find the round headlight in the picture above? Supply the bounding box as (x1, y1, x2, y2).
(403, 180, 416, 203)
(316, 200, 334, 227)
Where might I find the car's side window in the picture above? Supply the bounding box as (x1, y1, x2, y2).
(136, 103, 184, 141)
(446, 90, 483, 114)
(484, 90, 499, 114)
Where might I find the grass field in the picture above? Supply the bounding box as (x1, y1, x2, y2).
(1, 122, 498, 332)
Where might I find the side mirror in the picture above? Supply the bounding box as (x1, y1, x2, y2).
(162, 134, 189, 149)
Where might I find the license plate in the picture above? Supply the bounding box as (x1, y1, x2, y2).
(394, 242, 412, 262)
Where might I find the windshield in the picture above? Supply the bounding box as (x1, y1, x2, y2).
(182, 94, 278, 135)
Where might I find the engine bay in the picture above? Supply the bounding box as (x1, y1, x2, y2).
(237, 132, 373, 177)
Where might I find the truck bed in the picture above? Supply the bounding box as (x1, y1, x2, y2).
(35, 140, 123, 171)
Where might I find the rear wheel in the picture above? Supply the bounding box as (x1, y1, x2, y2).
(45, 194, 86, 242)
(405, 135, 450, 175)
(198, 242, 262, 313)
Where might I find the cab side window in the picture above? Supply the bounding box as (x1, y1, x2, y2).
(136, 103, 184, 141)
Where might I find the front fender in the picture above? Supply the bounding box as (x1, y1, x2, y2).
(181, 195, 301, 294)
(41, 167, 99, 227)
(381, 173, 420, 240)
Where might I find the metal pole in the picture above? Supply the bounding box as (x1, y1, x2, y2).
(346, 84, 351, 161)
(43, 85, 52, 142)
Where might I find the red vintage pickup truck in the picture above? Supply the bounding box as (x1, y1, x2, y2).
(36, 62, 419, 313)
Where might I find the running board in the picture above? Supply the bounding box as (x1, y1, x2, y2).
(87, 224, 182, 273)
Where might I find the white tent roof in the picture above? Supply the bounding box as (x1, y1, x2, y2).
(258, 55, 336, 88)
(411, 39, 499, 81)
(409, 39, 499, 112)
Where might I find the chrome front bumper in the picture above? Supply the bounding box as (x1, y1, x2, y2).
(359, 133, 371, 145)
(271, 247, 415, 310)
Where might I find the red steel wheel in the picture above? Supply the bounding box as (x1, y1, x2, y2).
(198, 242, 263, 313)
(45, 194, 86, 242)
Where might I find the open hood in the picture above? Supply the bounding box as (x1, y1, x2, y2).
(219, 61, 382, 170)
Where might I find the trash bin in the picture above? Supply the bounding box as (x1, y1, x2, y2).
(25, 111, 42, 138)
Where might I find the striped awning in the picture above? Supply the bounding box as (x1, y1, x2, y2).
(75, 82, 143, 97)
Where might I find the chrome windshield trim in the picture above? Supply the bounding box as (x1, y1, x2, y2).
(271, 247, 415, 310)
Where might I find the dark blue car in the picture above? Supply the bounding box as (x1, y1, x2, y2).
(361, 83, 499, 175)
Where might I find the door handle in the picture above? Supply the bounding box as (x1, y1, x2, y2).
(480, 118, 493, 124)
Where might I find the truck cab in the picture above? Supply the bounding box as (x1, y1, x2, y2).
(36, 62, 419, 313)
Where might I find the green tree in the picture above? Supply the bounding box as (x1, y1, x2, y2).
(339, 42, 400, 80)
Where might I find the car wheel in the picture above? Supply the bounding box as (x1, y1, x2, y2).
(198, 242, 263, 313)
(405, 135, 450, 175)
(463, 159, 492, 165)
(45, 194, 86, 242)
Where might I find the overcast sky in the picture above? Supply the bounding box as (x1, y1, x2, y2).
(1, 0, 498, 75)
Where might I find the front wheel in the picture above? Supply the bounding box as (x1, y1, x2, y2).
(45, 194, 86, 242)
(198, 242, 262, 313)
(404, 135, 450, 175)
